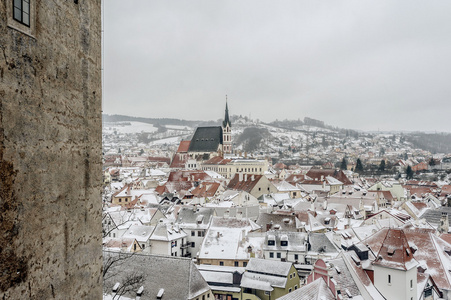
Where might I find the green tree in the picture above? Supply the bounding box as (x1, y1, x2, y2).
(379, 160, 386, 172)
(429, 158, 435, 166)
(139, 149, 144, 155)
(406, 165, 414, 179)
(340, 158, 347, 170)
(355, 158, 364, 173)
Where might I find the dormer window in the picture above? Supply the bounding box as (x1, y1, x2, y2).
(13, 0, 30, 27)
(387, 247, 395, 256)
(267, 235, 275, 246)
(281, 235, 288, 246)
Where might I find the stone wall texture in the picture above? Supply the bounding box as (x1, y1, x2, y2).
(0, 0, 102, 299)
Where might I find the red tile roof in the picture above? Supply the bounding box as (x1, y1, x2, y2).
(203, 156, 231, 165)
(227, 174, 263, 193)
(285, 174, 307, 185)
(372, 228, 417, 271)
(306, 169, 352, 185)
(365, 228, 451, 290)
(169, 153, 189, 168)
(177, 140, 191, 153)
(167, 170, 212, 182)
(147, 156, 171, 163)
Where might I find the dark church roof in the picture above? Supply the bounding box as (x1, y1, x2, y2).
(188, 126, 223, 153)
(223, 102, 231, 128)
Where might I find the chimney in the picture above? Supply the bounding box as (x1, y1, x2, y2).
(266, 223, 272, 231)
(137, 286, 144, 297)
(251, 175, 255, 181)
(244, 174, 248, 181)
(239, 173, 243, 181)
(217, 231, 221, 238)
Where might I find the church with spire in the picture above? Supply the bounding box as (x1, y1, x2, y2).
(222, 100, 232, 155)
(170, 100, 232, 168)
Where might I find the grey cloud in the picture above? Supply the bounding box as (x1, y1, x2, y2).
(104, 0, 451, 132)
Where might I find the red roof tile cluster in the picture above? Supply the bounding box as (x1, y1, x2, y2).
(411, 202, 428, 210)
(404, 186, 433, 196)
(440, 185, 451, 197)
(227, 174, 263, 193)
(405, 180, 437, 188)
(147, 156, 171, 164)
(155, 181, 194, 195)
(203, 156, 231, 165)
(273, 162, 287, 170)
(372, 228, 417, 271)
(177, 141, 191, 153)
(167, 170, 212, 182)
(365, 228, 451, 290)
(191, 182, 221, 198)
(367, 190, 395, 202)
(306, 169, 352, 185)
(169, 153, 189, 168)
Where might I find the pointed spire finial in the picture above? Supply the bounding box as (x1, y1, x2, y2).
(223, 96, 231, 128)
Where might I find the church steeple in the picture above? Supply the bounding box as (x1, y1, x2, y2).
(222, 96, 232, 155)
(223, 96, 231, 128)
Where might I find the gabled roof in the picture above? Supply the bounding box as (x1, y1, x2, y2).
(198, 217, 262, 261)
(306, 169, 352, 185)
(188, 126, 223, 152)
(276, 277, 335, 300)
(227, 174, 263, 193)
(256, 213, 298, 232)
(285, 174, 309, 185)
(364, 227, 451, 290)
(177, 140, 191, 153)
(273, 181, 300, 192)
(203, 156, 231, 165)
(150, 223, 187, 242)
(168, 170, 212, 182)
(169, 153, 189, 168)
(175, 207, 215, 228)
(371, 228, 418, 271)
(103, 251, 211, 300)
(191, 182, 221, 198)
(245, 258, 292, 276)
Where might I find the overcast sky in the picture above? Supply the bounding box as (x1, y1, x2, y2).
(104, 1, 451, 132)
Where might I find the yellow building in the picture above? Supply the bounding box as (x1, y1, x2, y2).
(202, 157, 269, 179)
(241, 258, 300, 300)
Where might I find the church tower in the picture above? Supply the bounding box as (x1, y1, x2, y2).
(222, 98, 232, 155)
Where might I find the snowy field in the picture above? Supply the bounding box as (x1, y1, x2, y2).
(148, 136, 182, 146)
(164, 125, 191, 130)
(103, 121, 158, 134)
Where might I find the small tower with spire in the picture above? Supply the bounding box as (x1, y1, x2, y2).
(222, 96, 232, 155)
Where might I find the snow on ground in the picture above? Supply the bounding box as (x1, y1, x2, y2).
(148, 136, 182, 146)
(164, 125, 191, 130)
(103, 121, 158, 134)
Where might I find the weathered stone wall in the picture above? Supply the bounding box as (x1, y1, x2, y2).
(0, 0, 102, 299)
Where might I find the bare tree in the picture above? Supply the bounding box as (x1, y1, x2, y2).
(103, 251, 144, 299)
